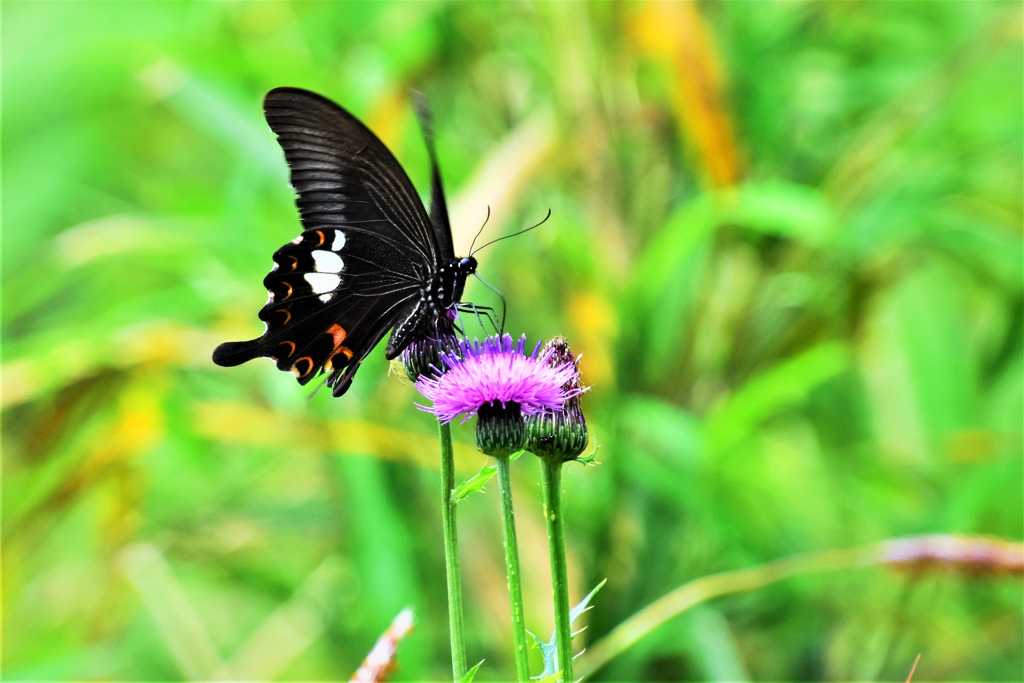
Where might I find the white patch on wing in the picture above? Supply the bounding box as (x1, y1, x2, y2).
(331, 230, 346, 251)
(291, 236, 303, 245)
(319, 293, 333, 303)
(311, 250, 344, 273)
(305, 272, 341, 294)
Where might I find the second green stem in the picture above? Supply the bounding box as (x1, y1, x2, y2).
(540, 458, 574, 681)
(495, 453, 530, 681)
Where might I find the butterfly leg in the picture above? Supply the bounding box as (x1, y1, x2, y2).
(456, 302, 502, 336)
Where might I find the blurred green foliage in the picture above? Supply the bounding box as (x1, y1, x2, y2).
(3, 1, 1022, 681)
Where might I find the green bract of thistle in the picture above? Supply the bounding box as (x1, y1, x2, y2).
(476, 400, 527, 459)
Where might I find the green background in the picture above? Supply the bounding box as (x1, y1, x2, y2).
(3, 1, 1022, 680)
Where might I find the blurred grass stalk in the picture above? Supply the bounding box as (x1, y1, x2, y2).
(349, 608, 415, 683)
(120, 544, 224, 680)
(578, 535, 1024, 679)
(122, 543, 336, 680)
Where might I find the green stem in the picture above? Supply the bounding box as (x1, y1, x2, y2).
(540, 458, 574, 681)
(439, 422, 467, 680)
(495, 453, 530, 681)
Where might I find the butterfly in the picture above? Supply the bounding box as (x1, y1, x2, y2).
(212, 87, 478, 397)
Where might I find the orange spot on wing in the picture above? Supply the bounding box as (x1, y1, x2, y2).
(281, 282, 293, 300)
(291, 356, 314, 377)
(325, 348, 354, 374)
(276, 309, 292, 325)
(323, 325, 352, 372)
(277, 340, 296, 357)
(286, 255, 298, 271)
(313, 230, 326, 247)
(325, 345, 354, 372)
(325, 324, 347, 347)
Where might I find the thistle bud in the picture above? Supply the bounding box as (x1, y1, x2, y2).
(401, 311, 460, 382)
(526, 336, 589, 461)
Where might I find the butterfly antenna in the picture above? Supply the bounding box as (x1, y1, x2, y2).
(471, 273, 507, 335)
(468, 205, 491, 255)
(470, 208, 551, 257)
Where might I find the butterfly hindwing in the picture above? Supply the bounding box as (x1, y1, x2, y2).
(213, 224, 421, 387)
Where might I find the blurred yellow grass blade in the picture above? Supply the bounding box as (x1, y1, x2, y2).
(1, 321, 216, 409)
(632, 0, 741, 188)
(5, 382, 162, 540)
(194, 399, 481, 469)
(54, 214, 193, 267)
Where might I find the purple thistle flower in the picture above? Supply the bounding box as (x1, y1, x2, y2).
(415, 334, 580, 425)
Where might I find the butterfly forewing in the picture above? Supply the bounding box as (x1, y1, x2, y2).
(263, 88, 439, 265)
(214, 88, 460, 396)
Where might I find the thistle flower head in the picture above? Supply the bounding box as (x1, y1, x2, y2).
(415, 334, 581, 425)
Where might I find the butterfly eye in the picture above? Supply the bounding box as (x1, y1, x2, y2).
(459, 257, 478, 274)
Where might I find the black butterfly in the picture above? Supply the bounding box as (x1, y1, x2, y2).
(213, 87, 477, 397)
